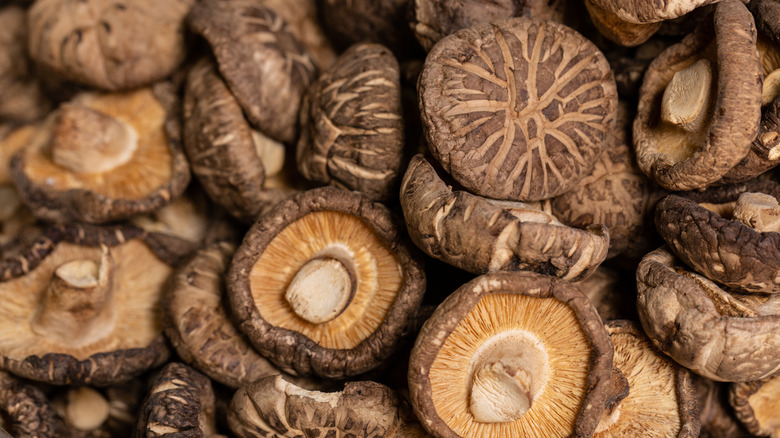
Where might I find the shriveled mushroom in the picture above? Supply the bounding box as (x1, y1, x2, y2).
(10, 87, 190, 224)
(228, 187, 426, 378)
(731, 374, 780, 437)
(27, 0, 194, 90)
(409, 271, 613, 437)
(401, 154, 609, 281)
(0, 370, 65, 437)
(0, 224, 171, 385)
(297, 43, 404, 201)
(260, 0, 336, 68)
(637, 246, 780, 382)
(419, 17, 618, 201)
(633, 0, 763, 191)
(229, 376, 428, 437)
(188, 0, 318, 144)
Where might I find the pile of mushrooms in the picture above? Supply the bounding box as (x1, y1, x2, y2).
(5, 0, 780, 435)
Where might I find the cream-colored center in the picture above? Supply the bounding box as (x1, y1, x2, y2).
(468, 330, 550, 423)
(764, 69, 780, 106)
(661, 58, 713, 133)
(732, 192, 780, 233)
(252, 129, 285, 177)
(285, 257, 354, 324)
(66, 387, 110, 431)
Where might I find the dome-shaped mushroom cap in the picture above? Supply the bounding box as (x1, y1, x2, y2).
(588, 0, 719, 24)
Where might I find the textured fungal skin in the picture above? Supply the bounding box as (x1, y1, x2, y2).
(588, 0, 719, 24)
(419, 17, 617, 201)
(401, 154, 609, 281)
(0, 370, 65, 437)
(297, 43, 404, 201)
(730, 377, 774, 436)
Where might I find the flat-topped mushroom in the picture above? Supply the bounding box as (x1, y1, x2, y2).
(637, 246, 780, 382)
(633, 0, 763, 191)
(297, 43, 404, 201)
(731, 374, 780, 437)
(27, 0, 194, 90)
(0, 370, 65, 437)
(188, 0, 318, 144)
(409, 272, 613, 438)
(401, 154, 609, 281)
(419, 16, 618, 201)
(227, 187, 426, 378)
(0, 224, 171, 386)
(10, 87, 190, 224)
(229, 376, 428, 437)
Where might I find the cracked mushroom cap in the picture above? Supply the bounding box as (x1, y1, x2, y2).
(10, 87, 190, 224)
(731, 373, 780, 437)
(409, 272, 613, 438)
(297, 43, 404, 201)
(188, 0, 318, 144)
(228, 186, 426, 378)
(229, 375, 428, 437)
(0, 370, 65, 437)
(401, 154, 609, 281)
(27, 0, 194, 90)
(656, 181, 780, 293)
(593, 320, 700, 437)
(183, 58, 290, 222)
(637, 246, 780, 382)
(136, 363, 220, 438)
(419, 17, 618, 202)
(0, 224, 171, 386)
(633, 0, 763, 191)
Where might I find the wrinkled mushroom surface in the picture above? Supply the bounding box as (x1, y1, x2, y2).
(0, 370, 64, 437)
(260, 0, 336, 68)
(584, 0, 661, 47)
(587, 0, 718, 24)
(401, 154, 609, 281)
(731, 374, 780, 437)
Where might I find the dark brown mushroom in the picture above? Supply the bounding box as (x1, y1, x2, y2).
(409, 271, 613, 437)
(297, 43, 404, 201)
(401, 154, 609, 281)
(730, 374, 780, 437)
(260, 0, 336, 68)
(227, 186, 426, 378)
(188, 0, 318, 144)
(0, 370, 65, 437)
(419, 17, 618, 201)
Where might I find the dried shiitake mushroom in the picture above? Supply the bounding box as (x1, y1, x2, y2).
(10, 87, 190, 224)
(27, 0, 194, 90)
(655, 180, 780, 294)
(0, 224, 171, 386)
(135, 363, 221, 438)
(401, 154, 609, 281)
(52, 379, 145, 438)
(419, 17, 618, 202)
(229, 375, 428, 437)
(188, 0, 318, 144)
(633, 0, 763, 191)
(583, 0, 661, 47)
(0, 370, 65, 437)
(297, 43, 404, 201)
(228, 187, 425, 378)
(731, 374, 780, 437)
(319, 0, 416, 57)
(637, 246, 780, 382)
(409, 272, 613, 438)
(592, 320, 700, 437)
(260, 0, 336, 68)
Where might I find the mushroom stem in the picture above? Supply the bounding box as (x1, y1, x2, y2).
(763, 69, 780, 106)
(732, 192, 780, 233)
(285, 256, 356, 324)
(0, 185, 21, 222)
(31, 246, 116, 345)
(661, 58, 714, 133)
(470, 359, 533, 423)
(50, 103, 138, 174)
(65, 387, 110, 431)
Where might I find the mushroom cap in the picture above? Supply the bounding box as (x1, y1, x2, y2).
(409, 271, 613, 438)
(27, 0, 194, 90)
(0, 370, 65, 437)
(10, 87, 190, 224)
(419, 16, 617, 201)
(730, 374, 780, 436)
(135, 362, 218, 437)
(587, 0, 719, 24)
(229, 375, 428, 437)
(227, 186, 426, 378)
(637, 246, 780, 382)
(633, 0, 763, 191)
(400, 154, 609, 281)
(655, 182, 780, 294)
(751, 0, 780, 47)
(260, 0, 337, 68)
(188, 0, 318, 144)
(584, 0, 661, 47)
(297, 42, 404, 201)
(0, 224, 171, 386)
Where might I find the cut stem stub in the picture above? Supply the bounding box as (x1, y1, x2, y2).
(732, 192, 780, 233)
(661, 58, 713, 133)
(285, 253, 357, 325)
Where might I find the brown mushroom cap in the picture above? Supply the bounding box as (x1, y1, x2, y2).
(419, 17, 617, 201)
(228, 186, 426, 378)
(593, 320, 700, 437)
(188, 0, 318, 144)
(584, 0, 661, 47)
(27, 0, 193, 90)
(731, 374, 780, 437)
(409, 271, 613, 438)
(637, 246, 780, 382)
(401, 154, 609, 281)
(587, 0, 718, 24)
(656, 182, 780, 294)
(633, 0, 763, 191)
(229, 375, 428, 437)
(0, 224, 171, 386)
(260, 0, 337, 68)
(135, 362, 219, 437)
(10, 87, 190, 224)
(0, 370, 65, 437)
(297, 42, 404, 201)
